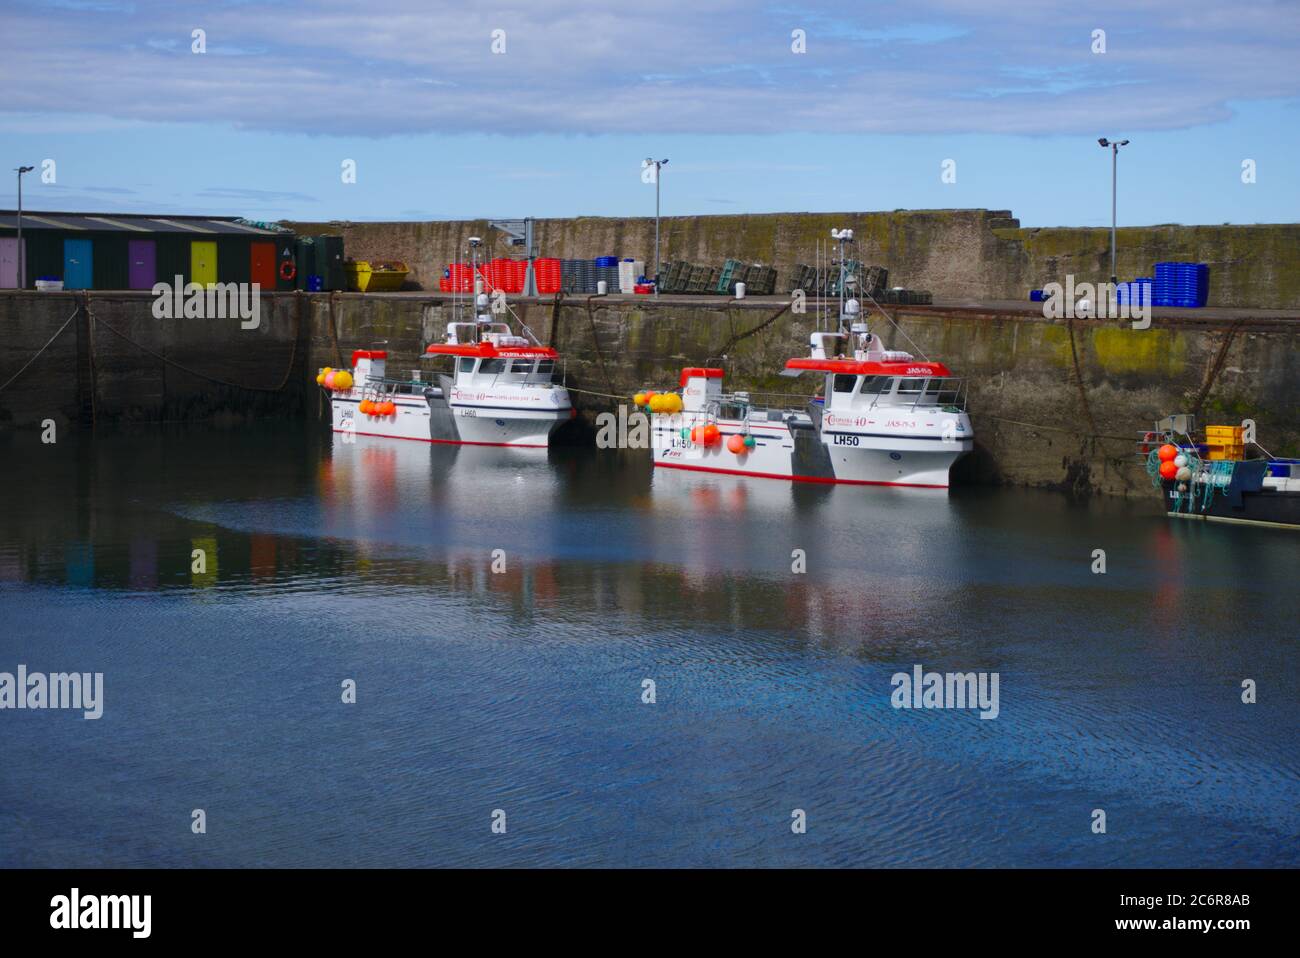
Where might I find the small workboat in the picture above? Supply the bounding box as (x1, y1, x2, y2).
(1143, 415, 1300, 529)
(649, 298, 974, 488)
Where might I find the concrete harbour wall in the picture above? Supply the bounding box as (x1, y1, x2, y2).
(287, 209, 1300, 309)
(7, 290, 1295, 500)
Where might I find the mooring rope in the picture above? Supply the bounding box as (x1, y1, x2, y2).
(91, 306, 300, 393)
(563, 383, 633, 401)
(716, 301, 790, 356)
(0, 305, 79, 395)
(987, 414, 1132, 443)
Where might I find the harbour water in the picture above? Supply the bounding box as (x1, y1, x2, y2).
(1, 425, 1296, 867)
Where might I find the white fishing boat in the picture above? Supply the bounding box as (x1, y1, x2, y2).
(323, 237, 573, 447)
(648, 237, 974, 488)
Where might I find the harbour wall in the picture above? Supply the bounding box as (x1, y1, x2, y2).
(4, 290, 1296, 499)
(286, 209, 1300, 309)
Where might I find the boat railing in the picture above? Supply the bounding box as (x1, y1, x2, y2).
(361, 374, 431, 396)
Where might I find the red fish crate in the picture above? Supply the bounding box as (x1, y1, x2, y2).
(535, 257, 562, 294)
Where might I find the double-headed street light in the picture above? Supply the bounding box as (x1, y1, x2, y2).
(1097, 138, 1130, 285)
(645, 158, 668, 296)
(15, 165, 34, 290)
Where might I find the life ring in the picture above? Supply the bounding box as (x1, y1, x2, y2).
(279, 260, 297, 282)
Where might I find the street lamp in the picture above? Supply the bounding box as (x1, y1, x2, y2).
(645, 158, 668, 296)
(1097, 138, 1129, 285)
(14, 165, 34, 290)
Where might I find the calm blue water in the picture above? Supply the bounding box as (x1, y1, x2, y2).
(1, 425, 1296, 867)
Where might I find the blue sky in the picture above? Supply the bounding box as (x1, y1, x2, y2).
(1, 0, 1297, 226)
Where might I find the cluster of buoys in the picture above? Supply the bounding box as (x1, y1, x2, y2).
(359, 398, 397, 417)
(726, 434, 756, 454)
(315, 367, 354, 391)
(633, 390, 684, 414)
(1157, 443, 1193, 482)
(674, 422, 757, 454)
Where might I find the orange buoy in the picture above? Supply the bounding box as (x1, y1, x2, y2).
(1158, 444, 1178, 462)
(359, 400, 372, 414)
(1159, 460, 1178, 479)
(703, 423, 721, 446)
(726, 434, 745, 454)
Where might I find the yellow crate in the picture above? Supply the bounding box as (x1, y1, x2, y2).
(1205, 425, 1243, 440)
(1206, 445, 1244, 461)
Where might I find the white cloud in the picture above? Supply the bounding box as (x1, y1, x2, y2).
(2, 0, 1297, 136)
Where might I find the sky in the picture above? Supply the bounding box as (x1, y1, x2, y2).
(1, 0, 1297, 226)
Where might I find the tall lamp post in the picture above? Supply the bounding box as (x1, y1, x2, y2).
(645, 158, 668, 296)
(1097, 138, 1129, 285)
(14, 165, 34, 290)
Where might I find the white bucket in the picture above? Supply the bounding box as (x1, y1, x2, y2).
(597, 280, 608, 295)
(735, 282, 746, 299)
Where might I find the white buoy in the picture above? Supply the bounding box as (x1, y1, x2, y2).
(735, 282, 746, 299)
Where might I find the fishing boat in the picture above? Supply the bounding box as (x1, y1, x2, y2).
(1143, 414, 1300, 529)
(648, 297, 974, 488)
(322, 239, 573, 447)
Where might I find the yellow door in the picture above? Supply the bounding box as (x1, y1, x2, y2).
(191, 241, 217, 287)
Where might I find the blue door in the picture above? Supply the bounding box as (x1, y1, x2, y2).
(63, 238, 93, 289)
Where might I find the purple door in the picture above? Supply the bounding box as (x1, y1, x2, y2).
(0, 237, 23, 288)
(127, 239, 156, 290)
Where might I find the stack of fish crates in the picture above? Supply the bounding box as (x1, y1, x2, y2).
(1153, 262, 1210, 308)
(1204, 424, 1245, 461)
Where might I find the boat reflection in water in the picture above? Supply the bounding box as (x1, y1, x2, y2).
(2, 424, 1296, 868)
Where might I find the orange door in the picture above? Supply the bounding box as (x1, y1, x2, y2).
(250, 242, 277, 290)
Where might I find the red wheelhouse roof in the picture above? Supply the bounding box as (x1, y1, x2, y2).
(680, 366, 725, 387)
(351, 349, 387, 367)
(784, 357, 953, 377)
(424, 343, 559, 359)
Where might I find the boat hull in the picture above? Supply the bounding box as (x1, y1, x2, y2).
(331, 392, 570, 447)
(1162, 479, 1300, 529)
(652, 417, 971, 488)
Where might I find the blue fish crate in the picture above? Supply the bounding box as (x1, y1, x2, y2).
(1153, 262, 1209, 308)
(594, 256, 618, 268)
(1029, 289, 1046, 302)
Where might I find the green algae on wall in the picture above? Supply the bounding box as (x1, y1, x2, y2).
(1091, 328, 1187, 376)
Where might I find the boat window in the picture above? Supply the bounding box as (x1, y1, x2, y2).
(458, 358, 476, 374)
(860, 375, 889, 394)
(833, 374, 857, 393)
(897, 378, 924, 394)
(536, 360, 554, 376)
(481, 359, 507, 375)
(509, 359, 534, 374)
